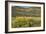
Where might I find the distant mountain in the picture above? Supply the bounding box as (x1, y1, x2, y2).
(12, 6, 41, 17)
(13, 6, 32, 8)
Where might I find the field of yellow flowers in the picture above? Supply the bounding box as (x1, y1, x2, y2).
(11, 17, 41, 28)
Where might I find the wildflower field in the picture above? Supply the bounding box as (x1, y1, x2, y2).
(11, 17, 41, 28)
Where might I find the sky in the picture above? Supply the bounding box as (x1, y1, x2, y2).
(15, 6, 32, 8)
(19, 6, 32, 8)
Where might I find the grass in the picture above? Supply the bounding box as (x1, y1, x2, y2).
(11, 17, 41, 28)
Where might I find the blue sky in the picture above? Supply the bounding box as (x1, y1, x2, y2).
(16, 6, 32, 8)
